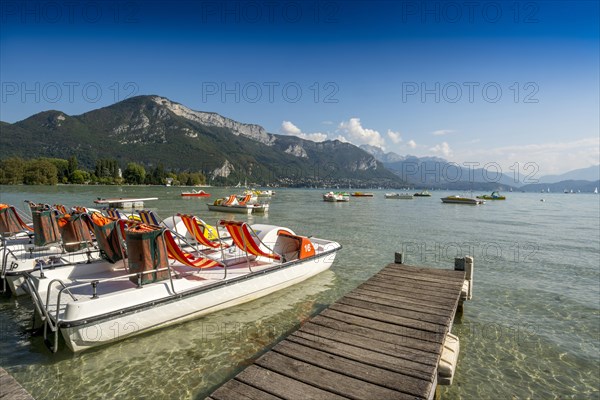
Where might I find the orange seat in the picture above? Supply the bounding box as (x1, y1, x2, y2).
(237, 194, 253, 206)
(222, 195, 238, 206)
(163, 229, 224, 269)
(53, 204, 69, 214)
(219, 220, 281, 261)
(179, 214, 228, 249)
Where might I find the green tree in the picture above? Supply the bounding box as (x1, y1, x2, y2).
(71, 169, 90, 184)
(151, 163, 166, 185)
(123, 162, 146, 184)
(0, 157, 26, 184)
(44, 158, 68, 183)
(68, 156, 78, 180)
(23, 159, 58, 185)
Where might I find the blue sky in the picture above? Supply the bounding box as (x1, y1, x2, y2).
(1, 0, 598, 175)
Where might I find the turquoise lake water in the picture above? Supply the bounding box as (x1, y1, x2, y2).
(1, 185, 598, 399)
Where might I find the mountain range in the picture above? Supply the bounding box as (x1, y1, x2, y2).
(360, 145, 599, 191)
(0, 96, 401, 187)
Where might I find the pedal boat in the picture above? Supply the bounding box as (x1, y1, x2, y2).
(24, 221, 341, 353)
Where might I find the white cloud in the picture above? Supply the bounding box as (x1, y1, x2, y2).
(281, 121, 302, 136)
(432, 129, 454, 136)
(451, 137, 600, 176)
(334, 135, 350, 143)
(280, 121, 328, 142)
(407, 140, 417, 149)
(387, 129, 402, 144)
(336, 118, 385, 148)
(430, 142, 453, 157)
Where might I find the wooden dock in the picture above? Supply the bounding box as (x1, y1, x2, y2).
(0, 367, 34, 400)
(207, 261, 468, 400)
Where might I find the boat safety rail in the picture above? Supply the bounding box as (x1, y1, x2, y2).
(32, 264, 178, 353)
(1, 245, 21, 278)
(50, 265, 176, 316)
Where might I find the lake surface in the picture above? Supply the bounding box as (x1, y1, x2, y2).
(1, 185, 598, 399)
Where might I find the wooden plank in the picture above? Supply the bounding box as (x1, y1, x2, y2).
(327, 303, 446, 342)
(0, 368, 34, 400)
(255, 350, 404, 399)
(320, 308, 444, 345)
(297, 321, 439, 366)
(272, 340, 429, 399)
(352, 287, 453, 315)
(365, 278, 461, 303)
(358, 282, 456, 309)
(370, 273, 464, 293)
(210, 378, 282, 400)
(311, 314, 440, 353)
(336, 297, 450, 331)
(287, 332, 435, 381)
(235, 365, 347, 400)
(342, 291, 452, 323)
(385, 264, 466, 281)
(378, 268, 466, 288)
(375, 273, 463, 293)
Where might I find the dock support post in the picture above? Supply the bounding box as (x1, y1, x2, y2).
(455, 256, 474, 311)
(394, 252, 404, 264)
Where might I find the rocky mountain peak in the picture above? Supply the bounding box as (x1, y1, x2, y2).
(150, 96, 276, 146)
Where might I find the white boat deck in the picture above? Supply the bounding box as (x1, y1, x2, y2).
(35, 240, 334, 323)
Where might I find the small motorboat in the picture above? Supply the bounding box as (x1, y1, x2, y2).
(93, 197, 158, 208)
(413, 190, 432, 197)
(323, 192, 350, 202)
(245, 189, 274, 197)
(441, 196, 485, 205)
(207, 195, 269, 214)
(25, 219, 342, 352)
(181, 189, 211, 197)
(476, 191, 505, 200)
(385, 193, 414, 199)
(350, 192, 374, 197)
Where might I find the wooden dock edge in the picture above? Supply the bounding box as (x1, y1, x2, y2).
(0, 367, 35, 400)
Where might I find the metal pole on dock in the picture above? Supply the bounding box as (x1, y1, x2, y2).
(394, 252, 404, 264)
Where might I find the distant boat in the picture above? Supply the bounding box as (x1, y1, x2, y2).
(595, 187, 598, 194)
(181, 189, 210, 197)
(413, 190, 432, 197)
(441, 195, 485, 205)
(350, 192, 374, 197)
(385, 193, 414, 199)
(323, 192, 350, 202)
(476, 191, 506, 200)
